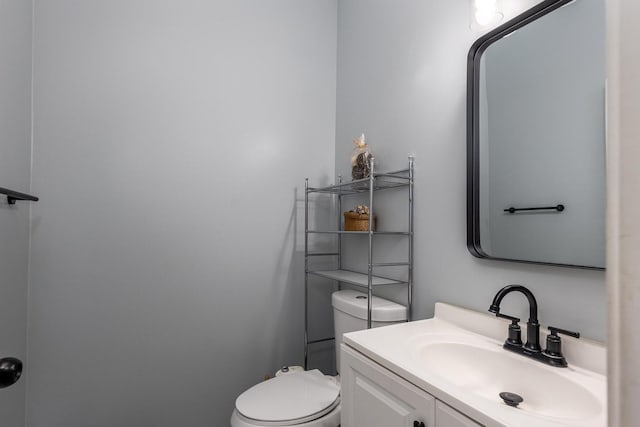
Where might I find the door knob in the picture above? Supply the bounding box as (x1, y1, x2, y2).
(0, 357, 23, 389)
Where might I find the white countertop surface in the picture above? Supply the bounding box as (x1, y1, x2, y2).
(342, 302, 607, 427)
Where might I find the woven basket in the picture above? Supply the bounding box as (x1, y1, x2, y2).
(344, 211, 377, 231)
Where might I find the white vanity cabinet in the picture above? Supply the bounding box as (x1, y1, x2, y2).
(341, 344, 481, 427)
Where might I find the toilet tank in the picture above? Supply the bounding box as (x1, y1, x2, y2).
(331, 289, 407, 372)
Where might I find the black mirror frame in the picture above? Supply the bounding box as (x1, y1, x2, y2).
(466, 0, 604, 270)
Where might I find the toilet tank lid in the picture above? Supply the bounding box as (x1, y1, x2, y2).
(235, 369, 339, 423)
(331, 290, 407, 322)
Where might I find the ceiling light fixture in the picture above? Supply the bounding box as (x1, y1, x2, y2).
(472, 0, 504, 29)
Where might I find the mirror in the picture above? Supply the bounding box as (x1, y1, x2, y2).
(467, 0, 605, 269)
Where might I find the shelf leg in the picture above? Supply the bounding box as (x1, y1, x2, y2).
(304, 178, 309, 370)
(408, 156, 414, 322)
(367, 158, 375, 329)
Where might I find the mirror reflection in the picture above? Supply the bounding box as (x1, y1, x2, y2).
(468, 0, 605, 269)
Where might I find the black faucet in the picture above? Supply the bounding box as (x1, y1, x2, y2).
(489, 285, 541, 353)
(489, 285, 580, 367)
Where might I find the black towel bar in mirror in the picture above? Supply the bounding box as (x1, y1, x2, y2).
(504, 204, 565, 214)
(0, 187, 39, 205)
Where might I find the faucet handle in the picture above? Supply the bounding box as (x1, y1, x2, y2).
(543, 326, 580, 366)
(548, 326, 580, 339)
(495, 313, 523, 347)
(495, 312, 520, 323)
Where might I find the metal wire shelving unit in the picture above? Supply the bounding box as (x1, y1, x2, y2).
(303, 156, 414, 370)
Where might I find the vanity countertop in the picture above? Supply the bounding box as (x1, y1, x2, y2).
(342, 302, 606, 427)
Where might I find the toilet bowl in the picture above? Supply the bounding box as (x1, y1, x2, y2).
(230, 290, 407, 427)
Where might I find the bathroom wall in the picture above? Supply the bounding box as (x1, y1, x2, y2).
(27, 1, 336, 426)
(0, 1, 33, 425)
(336, 0, 606, 340)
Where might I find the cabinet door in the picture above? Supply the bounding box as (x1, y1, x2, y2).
(341, 344, 436, 427)
(435, 401, 482, 427)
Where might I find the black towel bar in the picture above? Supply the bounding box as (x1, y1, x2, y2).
(504, 204, 564, 214)
(0, 187, 39, 205)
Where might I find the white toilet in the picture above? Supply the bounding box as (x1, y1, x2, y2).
(230, 289, 407, 427)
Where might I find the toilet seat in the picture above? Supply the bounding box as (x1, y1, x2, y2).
(234, 370, 340, 426)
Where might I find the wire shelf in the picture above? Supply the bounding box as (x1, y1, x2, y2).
(307, 169, 410, 195)
(308, 269, 407, 287)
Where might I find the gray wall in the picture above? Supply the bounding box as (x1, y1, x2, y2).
(0, 1, 33, 425)
(336, 0, 605, 341)
(27, 1, 336, 426)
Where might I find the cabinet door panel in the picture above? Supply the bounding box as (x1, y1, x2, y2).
(352, 375, 419, 426)
(341, 344, 435, 427)
(436, 401, 482, 427)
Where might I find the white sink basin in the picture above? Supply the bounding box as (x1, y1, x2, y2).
(342, 303, 607, 427)
(415, 342, 602, 420)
